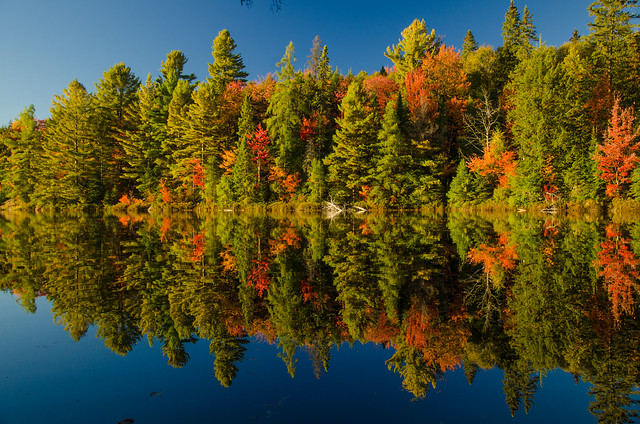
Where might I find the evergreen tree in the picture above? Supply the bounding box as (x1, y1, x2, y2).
(519, 6, 537, 56)
(41, 80, 98, 206)
(208, 29, 248, 95)
(370, 94, 414, 207)
(120, 75, 163, 201)
(385, 19, 442, 82)
(324, 80, 378, 203)
(588, 0, 639, 94)
(3, 106, 44, 206)
(93, 63, 140, 203)
(277, 41, 297, 82)
(233, 93, 257, 203)
(461, 30, 479, 60)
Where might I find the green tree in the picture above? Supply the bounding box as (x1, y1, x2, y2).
(324, 80, 378, 203)
(94, 63, 140, 203)
(370, 94, 414, 207)
(41, 80, 98, 206)
(3, 106, 44, 206)
(461, 30, 479, 61)
(588, 0, 639, 93)
(208, 29, 248, 96)
(385, 19, 442, 82)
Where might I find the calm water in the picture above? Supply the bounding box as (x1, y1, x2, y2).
(0, 211, 637, 423)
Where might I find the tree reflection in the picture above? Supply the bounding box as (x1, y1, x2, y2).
(0, 211, 639, 421)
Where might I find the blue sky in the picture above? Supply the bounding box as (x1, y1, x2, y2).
(0, 0, 592, 124)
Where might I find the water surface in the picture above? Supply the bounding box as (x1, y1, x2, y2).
(0, 212, 636, 423)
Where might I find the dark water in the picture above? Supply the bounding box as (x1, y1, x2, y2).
(0, 211, 637, 423)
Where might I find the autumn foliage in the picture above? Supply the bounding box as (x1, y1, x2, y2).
(594, 96, 640, 198)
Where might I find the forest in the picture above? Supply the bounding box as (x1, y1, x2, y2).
(3, 211, 640, 422)
(1, 0, 640, 212)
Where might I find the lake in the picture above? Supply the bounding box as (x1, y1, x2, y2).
(0, 211, 637, 423)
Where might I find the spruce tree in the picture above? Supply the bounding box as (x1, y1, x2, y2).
(371, 94, 414, 207)
(324, 80, 378, 203)
(588, 0, 639, 94)
(120, 75, 163, 201)
(233, 93, 257, 203)
(3, 105, 44, 206)
(461, 30, 479, 60)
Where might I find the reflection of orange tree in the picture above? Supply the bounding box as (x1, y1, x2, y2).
(593, 224, 640, 323)
(468, 233, 518, 285)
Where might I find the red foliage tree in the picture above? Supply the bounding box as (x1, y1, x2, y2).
(594, 96, 640, 197)
(247, 124, 271, 188)
(363, 74, 399, 116)
(188, 158, 205, 188)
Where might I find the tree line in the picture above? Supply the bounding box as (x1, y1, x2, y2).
(2, 0, 640, 211)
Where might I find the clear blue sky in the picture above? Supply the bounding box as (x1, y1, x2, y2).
(0, 0, 592, 124)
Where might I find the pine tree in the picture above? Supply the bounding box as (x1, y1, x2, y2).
(208, 29, 248, 95)
(502, 0, 522, 51)
(385, 19, 442, 82)
(519, 6, 537, 56)
(94, 63, 140, 203)
(120, 75, 163, 201)
(3, 106, 44, 206)
(41, 80, 98, 206)
(588, 0, 639, 93)
(277, 41, 296, 82)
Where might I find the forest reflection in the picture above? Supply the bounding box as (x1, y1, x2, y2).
(1, 211, 639, 422)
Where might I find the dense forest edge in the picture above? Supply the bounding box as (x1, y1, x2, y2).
(3, 0, 640, 215)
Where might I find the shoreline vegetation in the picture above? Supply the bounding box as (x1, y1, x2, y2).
(3, 1, 640, 217)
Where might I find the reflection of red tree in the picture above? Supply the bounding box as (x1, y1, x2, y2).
(404, 303, 468, 372)
(269, 225, 301, 256)
(594, 224, 640, 323)
(364, 309, 399, 348)
(248, 259, 271, 298)
(300, 279, 317, 304)
(468, 233, 518, 279)
(190, 233, 205, 262)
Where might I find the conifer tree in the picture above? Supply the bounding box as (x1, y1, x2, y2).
(385, 19, 442, 82)
(461, 30, 479, 60)
(519, 6, 537, 56)
(370, 94, 414, 207)
(325, 80, 378, 203)
(41, 80, 97, 206)
(208, 29, 248, 95)
(233, 93, 257, 203)
(267, 43, 304, 179)
(3, 106, 44, 206)
(588, 0, 639, 94)
(94, 63, 140, 203)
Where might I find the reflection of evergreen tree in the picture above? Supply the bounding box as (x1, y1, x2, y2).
(211, 335, 248, 387)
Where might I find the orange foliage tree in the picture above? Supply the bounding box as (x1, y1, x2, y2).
(594, 96, 640, 198)
(467, 132, 517, 188)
